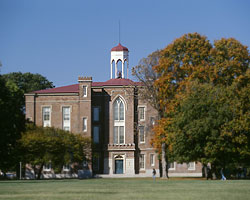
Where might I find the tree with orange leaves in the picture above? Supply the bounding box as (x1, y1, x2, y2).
(153, 32, 250, 178)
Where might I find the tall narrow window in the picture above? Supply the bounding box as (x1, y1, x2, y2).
(114, 126, 124, 144)
(83, 86, 87, 97)
(119, 126, 124, 144)
(138, 107, 145, 121)
(114, 98, 124, 121)
(93, 107, 100, 122)
(150, 154, 155, 166)
(113, 97, 125, 144)
(139, 126, 145, 143)
(83, 117, 87, 132)
(93, 126, 99, 143)
(63, 107, 70, 131)
(139, 154, 145, 170)
(42, 107, 51, 127)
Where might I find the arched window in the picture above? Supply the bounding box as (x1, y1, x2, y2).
(113, 97, 125, 144)
(114, 98, 124, 121)
(117, 60, 122, 77)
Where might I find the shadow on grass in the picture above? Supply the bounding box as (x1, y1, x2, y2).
(0, 179, 82, 184)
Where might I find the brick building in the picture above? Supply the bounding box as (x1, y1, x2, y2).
(25, 43, 202, 177)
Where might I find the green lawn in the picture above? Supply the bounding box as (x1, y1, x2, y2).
(0, 178, 250, 200)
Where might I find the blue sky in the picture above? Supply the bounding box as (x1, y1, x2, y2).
(1, 0, 250, 87)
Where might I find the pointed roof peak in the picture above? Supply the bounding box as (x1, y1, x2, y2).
(111, 43, 129, 52)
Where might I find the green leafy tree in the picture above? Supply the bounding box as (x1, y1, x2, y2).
(0, 72, 54, 177)
(0, 76, 25, 177)
(19, 124, 91, 179)
(170, 80, 250, 177)
(2, 72, 54, 110)
(2, 72, 54, 94)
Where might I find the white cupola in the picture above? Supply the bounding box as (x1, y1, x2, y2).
(110, 43, 129, 79)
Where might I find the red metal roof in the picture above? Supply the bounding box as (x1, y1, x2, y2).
(31, 79, 142, 94)
(111, 43, 129, 52)
(93, 78, 138, 86)
(32, 84, 79, 94)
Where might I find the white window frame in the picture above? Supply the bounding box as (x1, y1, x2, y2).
(139, 154, 145, 170)
(113, 97, 125, 144)
(138, 106, 146, 121)
(113, 126, 125, 144)
(93, 107, 100, 122)
(168, 162, 176, 170)
(93, 126, 99, 144)
(63, 164, 70, 171)
(43, 163, 51, 171)
(62, 106, 71, 131)
(42, 106, 51, 127)
(139, 126, 145, 143)
(187, 162, 196, 170)
(150, 154, 155, 167)
(83, 117, 87, 132)
(114, 98, 125, 121)
(83, 85, 87, 97)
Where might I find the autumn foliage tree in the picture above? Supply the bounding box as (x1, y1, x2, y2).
(132, 50, 172, 178)
(153, 32, 250, 178)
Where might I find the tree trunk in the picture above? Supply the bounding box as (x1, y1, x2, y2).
(211, 164, 217, 180)
(32, 165, 36, 179)
(37, 163, 44, 180)
(203, 164, 208, 178)
(3, 171, 7, 179)
(161, 143, 168, 179)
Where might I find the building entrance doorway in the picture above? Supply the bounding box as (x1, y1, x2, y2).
(114, 155, 124, 174)
(115, 160, 123, 174)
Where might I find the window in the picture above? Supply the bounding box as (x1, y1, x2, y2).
(138, 107, 145, 121)
(150, 154, 155, 166)
(93, 126, 99, 143)
(114, 98, 124, 121)
(42, 107, 51, 127)
(43, 163, 51, 171)
(83, 86, 87, 97)
(63, 164, 70, 171)
(114, 126, 124, 144)
(113, 97, 125, 144)
(139, 126, 145, 143)
(139, 154, 145, 170)
(83, 117, 87, 132)
(188, 162, 195, 170)
(168, 162, 176, 170)
(62, 107, 70, 131)
(93, 107, 100, 122)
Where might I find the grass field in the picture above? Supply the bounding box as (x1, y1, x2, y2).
(0, 178, 250, 200)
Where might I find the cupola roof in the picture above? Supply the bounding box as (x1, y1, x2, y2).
(111, 43, 129, 52)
